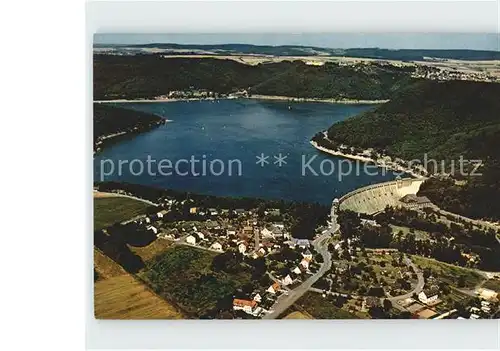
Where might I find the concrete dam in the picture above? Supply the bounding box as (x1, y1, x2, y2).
(338, 178, 426, 215)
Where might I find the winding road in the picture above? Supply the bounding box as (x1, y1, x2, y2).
(262, 217, 337, 319)
(386, 256, 425, 309)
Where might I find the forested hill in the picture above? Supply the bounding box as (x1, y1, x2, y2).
(93, 103, 165, 151)
(323, 80, 500, 162)
(321, 80, 500, 221)
(93, 55, 416, 100)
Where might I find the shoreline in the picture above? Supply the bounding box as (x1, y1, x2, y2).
(310, 140, 425, 179)
(94, 96, 389, 105)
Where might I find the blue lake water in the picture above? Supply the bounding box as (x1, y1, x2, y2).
(94, 99, 398, 205)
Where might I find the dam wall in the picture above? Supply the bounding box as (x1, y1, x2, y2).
(338, 178, 426, 215)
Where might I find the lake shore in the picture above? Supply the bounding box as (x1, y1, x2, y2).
(94, 96, 389, 105)
(310, 140, 425, 179)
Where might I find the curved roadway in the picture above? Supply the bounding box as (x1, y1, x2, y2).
(262, 218, 337, 319)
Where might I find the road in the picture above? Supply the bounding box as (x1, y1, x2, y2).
(262, 219, 337, 319)
(386, 256, 425, 309)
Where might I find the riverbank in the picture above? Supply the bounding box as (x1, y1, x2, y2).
(94, 95, 389, 105)
(310, 140, 425, 179)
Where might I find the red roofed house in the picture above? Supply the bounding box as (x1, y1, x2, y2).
(267, 282, 281, 295)
(233, 298, 257, 314)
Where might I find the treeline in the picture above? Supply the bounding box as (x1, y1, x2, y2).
(94, 54, 417, 100)
(93, 103, 165, 150)
(324, 80, 500, 221)
(96, 43, 500, 61)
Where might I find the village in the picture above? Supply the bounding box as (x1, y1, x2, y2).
(96, 186, 499, 320)
(118, 195, 326, 318)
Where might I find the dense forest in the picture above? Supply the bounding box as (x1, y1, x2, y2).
(321, 80, 500, 221)
(94, 55, 417, 100)
(93, 103, 165, 151)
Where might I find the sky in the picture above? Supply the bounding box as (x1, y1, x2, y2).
(94, 33, 500, 51)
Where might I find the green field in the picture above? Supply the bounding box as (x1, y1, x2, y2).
(139, 246, 253, 317)
(411, 255, 484, 288)
(94, 196, 150, 230)
(295, 292, 358, 319)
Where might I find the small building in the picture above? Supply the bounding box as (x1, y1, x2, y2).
(261, 228, 274, 239)
(146, 226, 158, 234)
(281, 274, 294, 286)
(252, 293, 262, 303)
(300, 258, 311, 270)
(292, 266, 302, 275)
(186, 235, 196, 245)
(189, 207, 197, 214)
(476, 288, 498, 301)
(233, 299, 257, 314)
(302, 249, 313, 260)
(156, 209, 168, 218)
(208, 208, 218, 216)
(196, 232, 205, 241)
(292, 238, 310, 248)
(211, 242, 223, 251)
(418, 287, 439, 304)
(399, 194, 432, 209)
(267, 282, 281, 295)
(273, 222, 285, 230)
(417, 308, 438, 319)
(238, 242, 247, 254)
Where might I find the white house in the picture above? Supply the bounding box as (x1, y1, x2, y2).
(196, 232, 205, 240)
(146, 226, 158, 235)
(302, 250, 313, 260)
(261, 228, 274, 239)
(156, 210, 168, 218)
(252, 293, 262, 303)
(273, 223, 285, 230)
(292, 266, 302, 275)
(186, 235, 196, 245)
(281, 274, 294, 286)
(418, 287, 439, 304)
(211, 242, 223, 251)
(266, 282, 281, 295)
(477, 288, 498, 301)
(227, 229, 236, 236)
(238, 243, 247, 254)
(300, 259, 310, 269)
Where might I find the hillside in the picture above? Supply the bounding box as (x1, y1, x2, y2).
(93, 55, 416, 100)
(94, 43, 500, 61)
(318, 80, 500, 220)
(93, 103, 165, 151)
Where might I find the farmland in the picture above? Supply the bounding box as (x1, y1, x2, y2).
(283, 311, 313, 319)
(94, 274, 184, 319)
(94, 195, 150, 230)
(139, 246, 253, 317)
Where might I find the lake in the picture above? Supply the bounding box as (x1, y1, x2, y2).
(94, 99, 398, 205)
